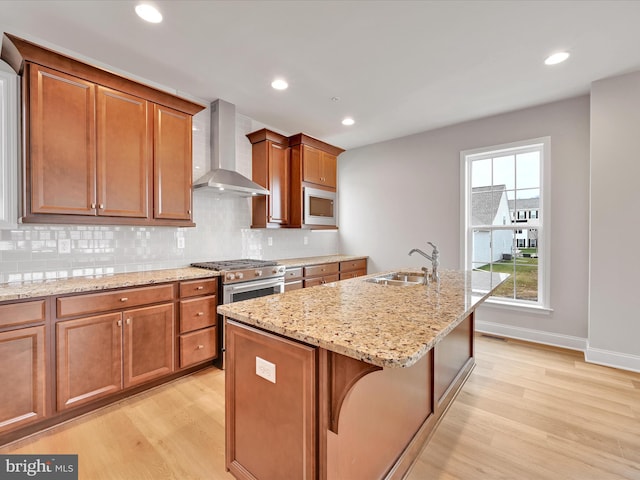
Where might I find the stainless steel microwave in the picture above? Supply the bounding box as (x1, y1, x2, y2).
(304, 187, 337, 227)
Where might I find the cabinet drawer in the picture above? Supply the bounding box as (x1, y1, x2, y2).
(57, 284, 174, 319)
(339, 259, 367, 273)
(304, 262, 339, 278)
(180, 327, 217, 368)
(179, 296, 217, 333)
(304, 274, 339, 288)
(340, 270, 366, 280)
(179, 278, 218, 298)
(0, 300, 46, 329)
(285, 280, 303, 292)
(285, 267, 303, 281)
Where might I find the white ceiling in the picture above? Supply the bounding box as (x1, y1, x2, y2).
(1, 0, 640, 150)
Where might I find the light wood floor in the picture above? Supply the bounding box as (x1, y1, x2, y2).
(2, 335, 639, 480)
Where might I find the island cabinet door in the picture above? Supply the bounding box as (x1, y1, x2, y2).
(226, 320, 317, 480)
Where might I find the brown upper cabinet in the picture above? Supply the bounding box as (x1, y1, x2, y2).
(248, 130, 344, 229)
(301, 144, 337, 189)
(247, 129, 290, 228)
(1, 33, 204, 226)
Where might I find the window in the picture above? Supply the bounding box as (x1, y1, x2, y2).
(460, 137, 550, 309)
(0, 62, 18, 228)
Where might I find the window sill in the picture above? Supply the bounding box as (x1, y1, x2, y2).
(480, 298, 553, 315)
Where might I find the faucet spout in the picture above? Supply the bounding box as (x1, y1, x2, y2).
(408, 243, 440, 285)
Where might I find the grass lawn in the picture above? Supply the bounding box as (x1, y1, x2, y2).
(478, 254, 538, 301)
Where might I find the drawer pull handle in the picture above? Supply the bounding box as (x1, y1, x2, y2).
(196, 286, 204, 290)
(197, 345, 204, 349)
(120, 297, 128, 302)
(197, 312, 204, 316)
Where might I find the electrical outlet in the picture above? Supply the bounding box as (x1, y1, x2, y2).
(303, 236, 308, 245)
(255, 356, 276, 383)
(267, 237, 273, 246)
(177, 237, 185, 249)
(58, 238, 71, 254)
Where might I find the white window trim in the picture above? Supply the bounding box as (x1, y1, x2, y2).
(460, 137, 551, 310)
(0, 62, 18, 228)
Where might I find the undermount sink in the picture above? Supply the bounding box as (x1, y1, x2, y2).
(364, 272, 426, 286)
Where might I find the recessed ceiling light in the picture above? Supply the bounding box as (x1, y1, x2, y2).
(135, 4, 163, 23)
(544, 51, 569, 65)
(271, 79, 288, 90)
(342, 117, 355, 126)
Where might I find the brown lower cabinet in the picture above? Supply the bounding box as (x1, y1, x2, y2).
(0, 325, 47, 434)
(284, 258, 367, 291)
(0, 276, 219, 445)
(56, 303, 174, 411)
(225, 313, 474, 480)
(226, 320, 317, 480)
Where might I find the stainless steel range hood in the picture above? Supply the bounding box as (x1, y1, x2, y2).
(193, 99, 269, 196)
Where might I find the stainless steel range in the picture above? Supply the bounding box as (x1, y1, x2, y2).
(191, 259, 286, 368)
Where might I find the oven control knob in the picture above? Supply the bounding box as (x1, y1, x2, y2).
(255, 270, 263, 277)
(236, 272, 244, 280)
(273, 267, 281, 274)
(226, 273, 235, 281)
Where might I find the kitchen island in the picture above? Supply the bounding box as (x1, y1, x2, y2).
(218, 269, 507, 480)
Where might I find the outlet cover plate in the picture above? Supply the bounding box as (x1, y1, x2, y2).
(255, 356, 276, 383)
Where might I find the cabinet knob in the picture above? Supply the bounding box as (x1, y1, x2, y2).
(197, 345, 204, 350)
(188, 210, 192, 214)
(196, 286, 204, 290)
(99, 203, 104, 209)
(91, 203, 96, 209)
(117, 320, 122, 327)
(126, 318, 131, 325)
(120, 297, 128, 302)
(197, 312, 204, 316)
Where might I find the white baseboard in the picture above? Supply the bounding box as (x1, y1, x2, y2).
(476, 320, 640, 373)
(475, 320, 587, 351)
(584, 346, 640, 373)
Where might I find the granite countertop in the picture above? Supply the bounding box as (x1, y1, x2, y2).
(277, 254, 368, 268)
(0, 254, 366, 302)
(0, 267, 220, 302)
(218, 269, 508, 369)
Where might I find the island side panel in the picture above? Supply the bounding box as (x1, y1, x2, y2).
(434, 312, 475, 413)
(323, 352, 433, 480)
(225, 320, 317, 480)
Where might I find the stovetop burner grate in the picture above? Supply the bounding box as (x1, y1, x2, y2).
(191, 259, 279, 271)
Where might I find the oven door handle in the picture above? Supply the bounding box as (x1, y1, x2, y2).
(224, 277, 284, 295)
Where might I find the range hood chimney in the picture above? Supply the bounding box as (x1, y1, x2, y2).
(193, 99, 269, 196)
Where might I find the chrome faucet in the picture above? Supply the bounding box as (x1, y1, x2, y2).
(408, 242, 440, 285)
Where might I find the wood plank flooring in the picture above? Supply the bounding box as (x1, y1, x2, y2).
(1, 335, 639, 479)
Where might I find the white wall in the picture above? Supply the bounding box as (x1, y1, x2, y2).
(588, 70, 640, 371)
(338, 96, 590, 345)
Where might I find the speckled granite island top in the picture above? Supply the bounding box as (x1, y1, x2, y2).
(0, 267, 220, 302)
(218, 269, 507, 369)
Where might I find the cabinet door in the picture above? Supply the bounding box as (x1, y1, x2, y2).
(56, 313, 122, 411)
(97, 86, 151, 218)
(28, 64, 96, 215)
(321, 152, 337, 188)
(154, 105, 192, 221)
(123, 303, 174, 388)
(302, 145, 323, 185)
(268, 141, 289, 224)
(0, 326, 46, 433)
(226, 321, 316, 480)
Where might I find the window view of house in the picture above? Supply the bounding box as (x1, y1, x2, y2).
(464, 139, 547, 305)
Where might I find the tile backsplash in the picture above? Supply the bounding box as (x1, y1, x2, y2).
(0, 108, 339, 284)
